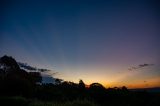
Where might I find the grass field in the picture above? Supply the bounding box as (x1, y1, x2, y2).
(0, 96, 98, 106)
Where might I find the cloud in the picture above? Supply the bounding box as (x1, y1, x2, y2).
(128, 63, 154, 71)
(18, 62, 52, 72)
(138, 64, 154, 67)
(18, 62, 37, 71)
(38, 68, 51, 72)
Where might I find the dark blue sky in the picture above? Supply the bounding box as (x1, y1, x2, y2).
(0, 0, 160, 88)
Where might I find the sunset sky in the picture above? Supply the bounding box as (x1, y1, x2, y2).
(0, 0, 160, 88)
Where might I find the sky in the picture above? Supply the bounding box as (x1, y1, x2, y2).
(0, 0, 160, 88)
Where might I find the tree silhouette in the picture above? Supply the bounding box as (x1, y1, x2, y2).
(0, 55, 20, 71)
(78, 79, 85, 90)
(55, 78, 63, 85)
(89, 83, 105, 90)
(0, 55, 42, 97)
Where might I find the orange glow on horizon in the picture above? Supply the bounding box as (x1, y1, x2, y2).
(81, 76, 160, 89)
(55, 66, 160, 89)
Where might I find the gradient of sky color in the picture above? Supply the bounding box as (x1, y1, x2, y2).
(0, 0, 160, 88)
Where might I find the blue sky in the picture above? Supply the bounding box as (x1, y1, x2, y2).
(0, 0, 160, 88)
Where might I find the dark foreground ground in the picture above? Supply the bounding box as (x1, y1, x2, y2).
(1, 87, 160, 106)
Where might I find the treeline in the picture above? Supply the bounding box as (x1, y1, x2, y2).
(0, 55, 160, 106)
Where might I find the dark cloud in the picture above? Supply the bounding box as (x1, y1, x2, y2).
(18, 62, 52, 72)
(18, 62, 37, 71)
(128, 64, 154, 71)
(139, 64, 154, 67)
(38, 68, 51, 72)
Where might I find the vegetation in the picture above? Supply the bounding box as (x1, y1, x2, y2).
(0, 55, 160, 106)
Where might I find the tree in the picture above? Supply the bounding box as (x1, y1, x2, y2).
(89, 83, 105, 90)
(0, 55, 42, 97)
(0, 55, 20, 71)
(121, 86, 128, 91)
(55, 78, 63, 85)
(28, 72, 42, 84)
(78, 79, 85, 90)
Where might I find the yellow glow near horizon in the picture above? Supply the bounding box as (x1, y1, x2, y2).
(54, 66, 160, 89)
